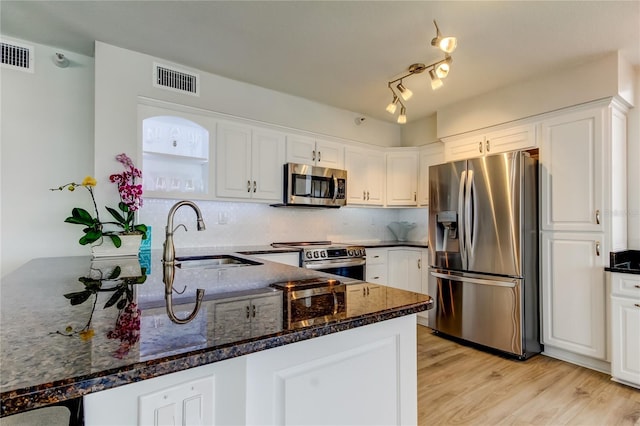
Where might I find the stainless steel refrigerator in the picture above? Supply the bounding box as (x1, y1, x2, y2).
(427, 150, 541, 359)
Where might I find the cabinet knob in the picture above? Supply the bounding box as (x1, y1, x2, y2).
(595, 209, 601, 225)
(595, 241, 601, 256)
(478, 141, 483, 153)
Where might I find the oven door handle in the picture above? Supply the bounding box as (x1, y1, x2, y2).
(303, 259, 366, 269)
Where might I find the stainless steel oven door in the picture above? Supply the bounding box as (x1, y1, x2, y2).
(303, 258, 365, 281)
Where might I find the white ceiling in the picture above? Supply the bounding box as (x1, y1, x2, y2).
(2, 1, 639, 124)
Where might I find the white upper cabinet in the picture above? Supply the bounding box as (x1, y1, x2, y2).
(139, 104, 216, 200)
(418, 143, 444, 206)
(286, 135, 344, 169)
(386, 150, 418, 206)
(443, 123, 536, 162)
(540, 107, 604, 232)
(344, 145, 385, 206)
(216, 121, 285, 201)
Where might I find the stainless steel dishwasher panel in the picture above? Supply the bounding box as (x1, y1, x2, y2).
(428, 269, 523, 356)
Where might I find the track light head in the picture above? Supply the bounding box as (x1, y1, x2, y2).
(397, 82, 413, 101)
(435, 56, 452, 78)
(397, 106, 407, 124)
(431, 20, 457, 53)
(429, 69, 443, 90)
(386, 95, 399, 114)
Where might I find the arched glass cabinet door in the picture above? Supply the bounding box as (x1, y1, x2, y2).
(140, 104, 214, 199)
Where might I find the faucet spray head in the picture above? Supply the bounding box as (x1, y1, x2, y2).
(197, 218, 206, 231)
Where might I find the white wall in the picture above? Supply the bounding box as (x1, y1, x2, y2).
(1, 37, 94, 276)
(400, 114, 438, 147)
(437, 52, 635, 138)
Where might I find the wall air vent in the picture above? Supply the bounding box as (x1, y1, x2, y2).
(1, 40, 34, 72)
(153, 63, 200, 96)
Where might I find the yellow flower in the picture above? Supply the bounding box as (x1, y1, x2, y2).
(79, 328, 95, 341)
(82, 176, 97, 187)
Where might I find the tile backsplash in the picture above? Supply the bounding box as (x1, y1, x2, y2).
(139, 198, 428, 249)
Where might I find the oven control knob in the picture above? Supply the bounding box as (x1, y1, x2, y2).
(313, 251, 319, 258)
(348, 249, 354, 256)
(306, 252, 313, 259)
(321, 251, 326, 258)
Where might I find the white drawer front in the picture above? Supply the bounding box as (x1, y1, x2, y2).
(611, 273, 640, 298)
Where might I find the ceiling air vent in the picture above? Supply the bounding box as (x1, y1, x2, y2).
(153, 63, 199, 96)
(1, 40, 34, 72)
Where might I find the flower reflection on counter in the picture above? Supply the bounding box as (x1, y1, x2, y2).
(54, 263, 147, 358)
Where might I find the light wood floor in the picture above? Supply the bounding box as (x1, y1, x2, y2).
(417, 325, 640, 425)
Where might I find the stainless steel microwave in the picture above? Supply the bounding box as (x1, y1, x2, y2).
(278, 163, 347, 208)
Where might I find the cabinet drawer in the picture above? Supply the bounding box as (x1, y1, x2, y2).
(366, 249, 388, 265)
(366, 264, 388, 285)
(611, 273, 640, 298)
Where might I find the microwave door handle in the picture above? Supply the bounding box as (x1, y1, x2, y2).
(458, 170, 466, 267)
(332, 175, 338, 202)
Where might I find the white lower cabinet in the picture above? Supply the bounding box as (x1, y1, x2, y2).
(541, 232, 607, 360)
(610, 272, 640, 388)
(346, 283, 385, 317)
(83, 316, 418, 426)
(387, 249, 424, 293)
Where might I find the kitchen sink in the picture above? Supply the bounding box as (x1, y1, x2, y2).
(175, 255, 262, 269)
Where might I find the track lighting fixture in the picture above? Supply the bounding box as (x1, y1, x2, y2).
(385, 20, 457, 124)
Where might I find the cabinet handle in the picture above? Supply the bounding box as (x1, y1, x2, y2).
(635, 304, 640, 308)
(363, 190, 367, 200)
(478, 141, 483, 153)
(486, 140, 490, 152)
(367, 191, 370, 201)
(418, 258, 422, 269)
(363, 288, 366, 297)
(253, 180, 257, 193)
(595, 241, 601, 256)
(366, 287, 370, 296)
(595, 209, 601, 225)
(246, 305, 250, 318)
(312, 150, 316, 161)
(318, 151, 321, 162)
(414, 191, 417, 202)
(373, 276, 380, 280)
(252, 305, 257, 318)
(635, 285, 640, 289)
(247, 180, 251, 193)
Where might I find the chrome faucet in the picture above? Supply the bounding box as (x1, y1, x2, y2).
(162, 200, 206, 324)
(162, 200, 206, 266)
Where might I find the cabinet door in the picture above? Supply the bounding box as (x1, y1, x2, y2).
(540, 107, 604, 232)
(418, 143, 444, 206)
(213, 299, 251, 344)
(344, 147, 385, 205)
(541, 232, 606, 359)
(344, 146, 369, 204)
(251, 294, 283, 337)
(484, 124, 535, 155)
(386, 152, 418, 206)
(315, 138, 344, 169)
(611, 296, 640, 387)
(286, 135, 316, 165)
(216, 122, 252, 199)
(251, 129, 286, 201)
(443, 134, 484, 162)
(388, 249, 422, 293)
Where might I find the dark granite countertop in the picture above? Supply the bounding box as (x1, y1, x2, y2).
(0, 250, 432, 417)
(605, 250, 640, 275)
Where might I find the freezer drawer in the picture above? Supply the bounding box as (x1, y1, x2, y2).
(428, 269, 524, 356)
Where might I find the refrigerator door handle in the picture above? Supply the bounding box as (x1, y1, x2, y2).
(458, 170, 467, 266)
(430, 271, 517, 288)
(464, 169, 474, 265)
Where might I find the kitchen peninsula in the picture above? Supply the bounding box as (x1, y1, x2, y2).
(1, 250, 432, 425)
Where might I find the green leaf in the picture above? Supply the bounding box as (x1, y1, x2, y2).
(64, 208, 95, 226)
(104, 287, 125, 309)
(108, 234, 122, 248)
(134, 224, 148, 239)
(107, 266, 122, 280)
(63, 290, 93, 305)
(79, 229, 102, 245)
(105, 206, 126, 225)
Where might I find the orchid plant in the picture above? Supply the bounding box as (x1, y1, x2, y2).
(51, 153, 147, 248)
